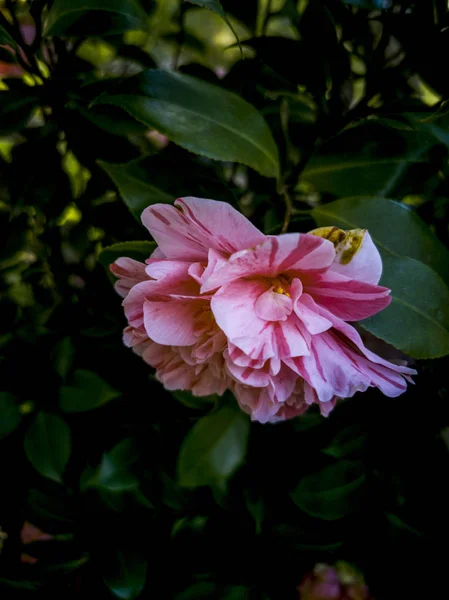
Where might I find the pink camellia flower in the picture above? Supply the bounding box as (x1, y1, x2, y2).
(19, 521, 53, 565)
(20, 521, 52, 545)
(298, 561, 373, 600)
(111, 197, 415, 423)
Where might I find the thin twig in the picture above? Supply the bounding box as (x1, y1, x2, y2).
(281, 187, 293, 233)
(173, 3, 186, 70)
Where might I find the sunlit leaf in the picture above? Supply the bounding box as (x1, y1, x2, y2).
(185, 0, 241, 51)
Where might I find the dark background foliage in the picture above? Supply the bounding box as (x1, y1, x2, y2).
(1, 0, 449, 598)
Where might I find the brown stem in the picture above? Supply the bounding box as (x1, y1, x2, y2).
(281, 187, 293, 234)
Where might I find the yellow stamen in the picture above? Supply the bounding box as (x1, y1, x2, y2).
(274, 286, 291, 297)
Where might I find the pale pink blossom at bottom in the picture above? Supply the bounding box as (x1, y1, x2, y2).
(111, 197, 416, 423)
(19, 521, 53, 566)
(298, 562, 373, 600)
(20, 521, 52, 545)
(20, 553, 39, 565)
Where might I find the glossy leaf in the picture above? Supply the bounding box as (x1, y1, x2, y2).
(302, 124, 434, 197)
(361, 255, 449, 359)
(177, 402, 249, 488)
(312, 197, 449, 283)
(0, 23, 15, 46)
(0, 392, 21, 440)
(80, 439, 139, 493)
(44, 0, 148, 37)
(100, 155, 236, 222)
(24, 413, 71, 484)
(172, 390, 217, 410)
(291, 460, 366, 520)
(99, 241, 156, 268)
(322, 424, 367, 459)
(103, 547, 147, 600)
(99, 159, 172, 221)
(52, 337, 75, 380)
(92, 69, 280, 178)
(185, 0, 241, 50)
(60, 369, 120, 412)
(0, 90, 40, 136)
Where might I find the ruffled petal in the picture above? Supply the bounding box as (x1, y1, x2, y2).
(305, 270, 391, 321)
(141, 197, 266, 261)
(202, 233, 335, 293)
(143, 298, 206, 346)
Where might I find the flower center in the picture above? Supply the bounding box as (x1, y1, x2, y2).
(274, 285, 291, 298)
(255, 281, 293, 322)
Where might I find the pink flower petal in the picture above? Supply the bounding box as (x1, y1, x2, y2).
(212, 279, 310, 361)
(287, 311, 415, 403)
(305, 270, 391, 321)
(202, 233, 335, 293)
(110, 257, 148, 298)
(254, 287, 293, 322)
(143, 298, 206, 346)
(141, 197, 266, 261)
(331, 230, 382, 285)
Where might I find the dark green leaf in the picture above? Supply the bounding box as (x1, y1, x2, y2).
(99, 241, 156, 268)
(92, 69, 279, 178)
(52, 337, 75, 380)
(322, 424, 367, 459)
(302, 124, 434, 197)
(175, 583, 251, 600)
(185, 0, 241, 51)
(24, 413, 71, 483)
(99, 155, 236, 222)
(342, 0, 391, 7)
(60, 369, 120, 412)
(0, 392, 21, 440)
(245, 490, 264, 534)
(99, 159, 173, 221)
(81, 439, 139, 493)
(175, 583, 217, 599)
(386, 512, 423, 537)
(0, 23, 16, 46)
(312, 197, 449, 283)
(291, 460, 366, 520)
(103, 547, 147, 600)
(361, 256, 449, 359)
(172, 390, 217, 410)
(0, 90, 40, 136)
(78, 104, 148, 136)
(0, 578, 39, 590)
(44, 0, 148, 37)
(177, 402, 249, 488)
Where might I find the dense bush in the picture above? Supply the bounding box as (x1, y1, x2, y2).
(2, 0, 449, 598)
